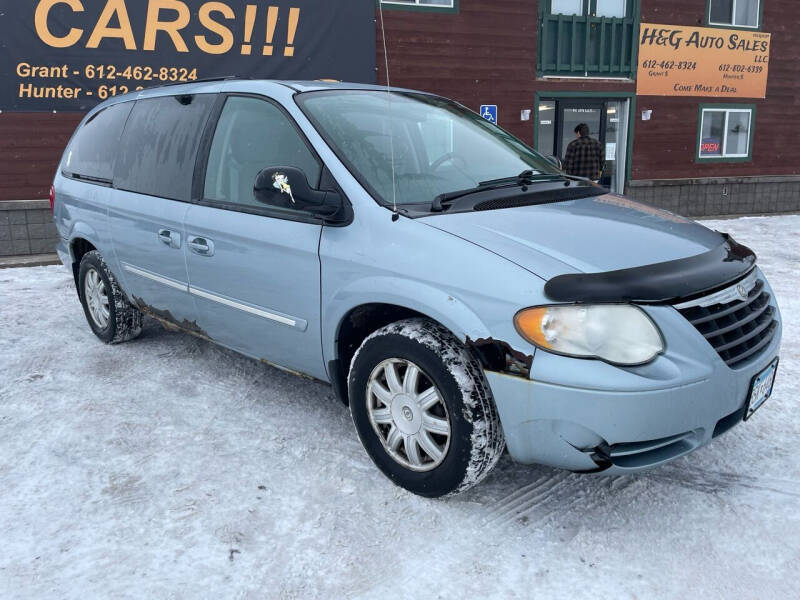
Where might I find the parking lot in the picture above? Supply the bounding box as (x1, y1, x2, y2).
(1, 215, 798, 599)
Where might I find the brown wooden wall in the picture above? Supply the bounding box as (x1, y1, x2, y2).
(0, 113, 83, 201)
(1, 0, 797, 201)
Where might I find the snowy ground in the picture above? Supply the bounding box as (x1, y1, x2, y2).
(1, 215, 799, 599)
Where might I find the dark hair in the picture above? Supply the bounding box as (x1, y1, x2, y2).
(574, 123, 590, 137)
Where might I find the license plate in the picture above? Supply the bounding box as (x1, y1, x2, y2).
(745, 358, 779, 420)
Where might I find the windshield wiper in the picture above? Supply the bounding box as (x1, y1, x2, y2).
(477, 169, 538, 187)
(430, 170, 562, 212)
(68, 173, 113, 186)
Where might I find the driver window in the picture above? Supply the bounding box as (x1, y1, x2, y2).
(204, 97, 321, 207)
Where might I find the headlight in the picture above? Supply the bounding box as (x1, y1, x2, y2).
(514, 304, 665, 366)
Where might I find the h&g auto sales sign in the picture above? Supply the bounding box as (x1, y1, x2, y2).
(0, 0, 376, 111)
(637, 24, 771, 98)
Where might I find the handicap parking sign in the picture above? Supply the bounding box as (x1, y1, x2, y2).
(480, 105, 498, 124)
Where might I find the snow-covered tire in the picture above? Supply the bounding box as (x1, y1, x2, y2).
(348, 318, 505, 498)
(78, 250, 143, 344)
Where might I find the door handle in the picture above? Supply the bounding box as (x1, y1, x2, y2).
(188, 236, 215, 257)
(158, 229, 181, 249)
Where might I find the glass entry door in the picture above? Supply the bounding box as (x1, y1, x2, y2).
(557, 101, 605, 165)
(537, 97, 629, 193)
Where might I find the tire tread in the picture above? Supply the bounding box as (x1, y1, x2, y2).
(350, 318, 505, 496)
(80, 250, 143, 344)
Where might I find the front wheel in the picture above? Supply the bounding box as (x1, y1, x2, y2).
(348, 318, 505, 498)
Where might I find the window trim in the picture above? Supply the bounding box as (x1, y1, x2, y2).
(379, 0, 458, 14)
(696, 104, 756, 163)
(706, 0, 762, 31)
(193, 92, 349, 226)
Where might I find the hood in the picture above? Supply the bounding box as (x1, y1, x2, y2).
(418, 194, 724, 280)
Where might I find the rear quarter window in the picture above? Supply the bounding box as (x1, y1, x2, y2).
(63, 101, 133, 183)
(114, 94, 216, 202)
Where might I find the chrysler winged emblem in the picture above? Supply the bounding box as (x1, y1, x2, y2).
(737, 284, 748, 299)
(272, 172, 295, 204)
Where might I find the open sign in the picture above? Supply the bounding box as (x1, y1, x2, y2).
(700, 137, 722, 156)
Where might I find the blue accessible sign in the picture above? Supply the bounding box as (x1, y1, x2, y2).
(480, 105, 498, 124)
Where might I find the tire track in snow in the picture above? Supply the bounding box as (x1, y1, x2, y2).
(481, 474, 639, 531)
(643, 464, 800, 499)
(99, 474, 151, 507)
(481, 461, 800, 533)
(482, 472, 572, 527)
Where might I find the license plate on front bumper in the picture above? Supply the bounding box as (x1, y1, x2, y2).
(745, 358, 779, 420)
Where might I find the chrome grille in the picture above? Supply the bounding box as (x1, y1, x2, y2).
(674, 271, 777, 368)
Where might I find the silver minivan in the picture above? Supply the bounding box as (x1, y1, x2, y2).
(53, 79, 781, 497)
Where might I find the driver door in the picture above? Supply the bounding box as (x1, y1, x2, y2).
(183, 94, 327, 379)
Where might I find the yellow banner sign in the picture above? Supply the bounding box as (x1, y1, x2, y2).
(636, 24, 771, 98)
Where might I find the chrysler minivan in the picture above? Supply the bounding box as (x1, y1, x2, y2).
(53, 79, 781, 497)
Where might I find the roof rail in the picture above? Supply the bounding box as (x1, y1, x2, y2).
(157, 76, 244, 88)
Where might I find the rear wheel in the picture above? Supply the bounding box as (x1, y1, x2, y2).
(78, 250, 142, 344)
(348, 318, 505, 498)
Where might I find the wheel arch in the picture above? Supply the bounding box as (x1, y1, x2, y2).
(68, 235, 97, 291)
(324, 278, 495, 405)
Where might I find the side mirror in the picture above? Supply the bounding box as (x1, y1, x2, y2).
(253, 166, 344, 220)
(547, 155, 563, 170)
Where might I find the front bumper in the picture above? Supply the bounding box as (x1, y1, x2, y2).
(486, 300, 782, 474)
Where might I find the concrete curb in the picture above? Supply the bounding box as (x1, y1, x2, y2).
(0, 199, 51, 211)
(0, 253, 61, 269)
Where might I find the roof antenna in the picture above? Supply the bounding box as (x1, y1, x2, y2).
(378, 2, 399, 221)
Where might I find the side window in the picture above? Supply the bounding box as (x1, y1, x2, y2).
(63, 101, 133, 183)
(204, 97, 321, 208)
(114, 94, 216, 201)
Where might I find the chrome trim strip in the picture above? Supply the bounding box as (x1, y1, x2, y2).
(188, 286, 298, 328)
(674, 269, 759, 309)
(122, 263, 188, 292)
(122, 263, 303, 329)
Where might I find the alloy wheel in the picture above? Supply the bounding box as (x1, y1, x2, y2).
(84, 267, 110, 329)
(366, 358, 451, 472)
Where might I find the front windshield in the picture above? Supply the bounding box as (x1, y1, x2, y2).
(296, 90, 562, 206)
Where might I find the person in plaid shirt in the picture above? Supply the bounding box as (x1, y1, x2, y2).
(563, 123, 605, 181)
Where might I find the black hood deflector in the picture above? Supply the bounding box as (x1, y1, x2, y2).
(544, 234, 756, 304)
